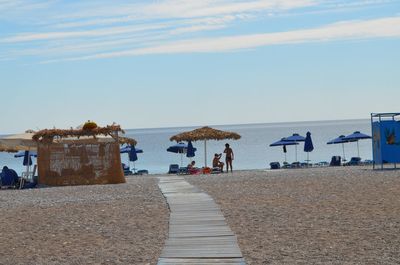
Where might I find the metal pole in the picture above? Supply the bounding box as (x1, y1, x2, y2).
(357, 141, 360, 157)
(205, 140, 208, 167)
(342, 143, 346, 162)
(372, 113, 376, 170)
(295, 143, 298, 162)
(180, 153, 183, 167)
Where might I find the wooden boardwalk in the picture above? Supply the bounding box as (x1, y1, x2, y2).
(157, 176, 245, 265)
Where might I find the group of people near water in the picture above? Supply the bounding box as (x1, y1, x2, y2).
(187, 143, 234, 174)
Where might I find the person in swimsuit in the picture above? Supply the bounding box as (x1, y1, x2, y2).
(224, 143, 234, 172)
(212, 153, 224, 172)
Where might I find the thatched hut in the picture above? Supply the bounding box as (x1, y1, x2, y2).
(33, 124, 135, 186)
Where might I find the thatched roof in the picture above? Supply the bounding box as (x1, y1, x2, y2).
(170, 126, 241, 142)
(32, 124, 136, 145)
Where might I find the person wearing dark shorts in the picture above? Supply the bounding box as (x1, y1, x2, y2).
(224, 143, 234, 172)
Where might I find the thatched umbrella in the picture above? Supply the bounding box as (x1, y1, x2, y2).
(170, 126, 241, 167)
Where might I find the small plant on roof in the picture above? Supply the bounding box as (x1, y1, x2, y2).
(83, 120, 98, 131)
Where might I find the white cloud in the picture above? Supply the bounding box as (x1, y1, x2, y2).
(0, 23, 169, 43)
(55, 16, 400, 62)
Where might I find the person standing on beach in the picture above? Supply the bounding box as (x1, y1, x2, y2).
(224, 143, 234, 172)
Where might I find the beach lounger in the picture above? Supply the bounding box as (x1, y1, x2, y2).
(168, 164, 180, 174)
(344, 157, 361, 166)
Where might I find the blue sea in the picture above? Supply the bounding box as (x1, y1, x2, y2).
(0, 119, 372, 175)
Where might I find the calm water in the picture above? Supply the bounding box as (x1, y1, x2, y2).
(0, 119, 372, 175)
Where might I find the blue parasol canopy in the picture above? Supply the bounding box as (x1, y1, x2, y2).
(14, 150, 36, 166)
(186, 140, 196, 158)
(120, 146, 143, 154)
(14, 151, 37, 158)
(269, 138, 299, 147)
(284, 133, 306, 142)
(342, 131, 371, 141)
(342, 131, 371, 158)
(167, 142, 197, 153)
(270, 138, 299, 163)
(282, 133, 305, 162)
(167, 142, 197, 167)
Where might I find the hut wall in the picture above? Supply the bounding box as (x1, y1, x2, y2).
(37, 141, 125, 186)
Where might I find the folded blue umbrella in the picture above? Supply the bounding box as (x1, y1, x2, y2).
(186, 141, 196, 158)
(304, 132, 314, 153)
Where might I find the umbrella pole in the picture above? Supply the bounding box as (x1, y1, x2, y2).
(284, 152, 287, 163)
(342, 143, 346, 162)
(357, 141, 360, 157)
(180, 153, 183, 167)
(204, 140, 207, 168)
(295, 144, 298, 162)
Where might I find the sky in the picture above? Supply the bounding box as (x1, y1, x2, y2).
(0, 0, 399, 133)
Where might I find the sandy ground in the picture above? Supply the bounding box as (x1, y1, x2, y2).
(0, 176, 169, 265)
(2, 167, 400, 265)
(187, 166, 400, 265)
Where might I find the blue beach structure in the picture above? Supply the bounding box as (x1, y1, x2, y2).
(371, 112, 400, 169)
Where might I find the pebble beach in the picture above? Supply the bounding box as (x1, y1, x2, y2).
(1, 166, 400, 264)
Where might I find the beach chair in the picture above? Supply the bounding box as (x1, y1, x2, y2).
(330, 156, 341, 166)
(179, 167, 188, 175)
(121, 163, 132, 176)
(270, 162, 280, 170)
(211, 167, 223, 174)
(344, 157, 361, 166)
(168, 164, 180, 174)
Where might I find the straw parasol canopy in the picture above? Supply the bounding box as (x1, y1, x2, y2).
(0, 131, 37, 152)
(170, 126, 241, 142)
(170, 126, 241, 168)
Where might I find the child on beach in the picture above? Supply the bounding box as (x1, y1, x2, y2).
(224, 143, 234, 172)
(187, 161, 200, 174)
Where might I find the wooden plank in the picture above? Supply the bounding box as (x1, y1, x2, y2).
(158, 258, 246, 265)
(157, 176, 245, 264)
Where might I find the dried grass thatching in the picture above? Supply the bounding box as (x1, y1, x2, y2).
(0, 147, 18, 153)
(170, 126, 241, 142)
(118, 136, 137, 146)
(32, 124, 136, 144)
